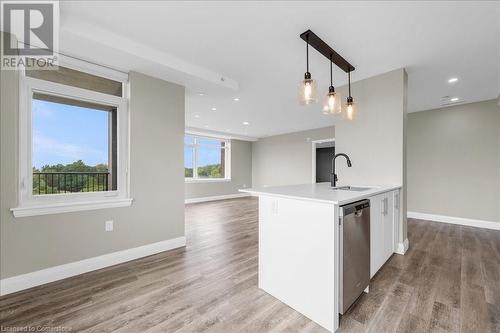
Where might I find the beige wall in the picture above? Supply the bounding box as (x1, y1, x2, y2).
(334, 69, 406, 186)
(185, 139, 252, 199)
(334, 69, 408, 242)
(408, 100, 500, 222)
(252, 126, 334, 187)
(0, 70, 185, 278)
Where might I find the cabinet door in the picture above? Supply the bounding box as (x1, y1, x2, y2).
(369, 193, 384, 278)
(393, 190, 400, 254)
(382, 192, 394, 261)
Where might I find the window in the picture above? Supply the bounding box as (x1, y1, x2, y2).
(12, 56, 131, 217)
(184, 135, 231, 181)
(32, 94, 117, 195)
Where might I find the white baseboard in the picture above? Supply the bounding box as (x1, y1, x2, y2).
(396, 238, 409, 255)
(408, 211, 500, 231)
(185, 193, 250, 204)
(0, 236, 186, 296)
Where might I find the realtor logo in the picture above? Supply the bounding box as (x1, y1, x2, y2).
(1, 0, 59, 69)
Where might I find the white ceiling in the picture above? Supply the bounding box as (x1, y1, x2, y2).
(58, 1, 500, 139)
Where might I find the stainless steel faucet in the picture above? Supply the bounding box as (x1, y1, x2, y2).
(331, 153, 352, 187)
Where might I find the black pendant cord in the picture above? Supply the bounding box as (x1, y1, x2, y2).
(306, 36, 309, 73)
(348, 71, 351, 97)
(346, 71, 353, 104)
(330, 55, 333, 87)
(328, 54, 335, 94)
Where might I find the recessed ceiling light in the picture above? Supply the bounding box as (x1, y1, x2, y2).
(198, 93, 205, 96)
(204, 125, 209, 128)
(233, 97, 240, 101)
(242, 121, 249, 125)
(450, 97, 459, 102)
(194, 114, 200, 118)
(448, 78, 458, 83)
(211, 107, 217, 111)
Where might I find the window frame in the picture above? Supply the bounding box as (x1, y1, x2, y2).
(184, 134, 231, 183)
(12, 56, 131, 217)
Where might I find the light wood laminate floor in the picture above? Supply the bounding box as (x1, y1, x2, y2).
(1, 197, 499, 332)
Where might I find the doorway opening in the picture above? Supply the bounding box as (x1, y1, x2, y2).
(311, 139, 335, 183)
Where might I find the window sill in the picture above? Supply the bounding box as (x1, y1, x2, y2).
(11, 198, 134, 218)
(185, 178, 231, 184)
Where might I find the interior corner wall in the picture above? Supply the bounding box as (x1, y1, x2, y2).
(184, 139, 252, 200)
(251, 126, 335, 187)
(0, 68, 185, 278)
(335, 69, 407, 243)
(407, 99, 500, 223)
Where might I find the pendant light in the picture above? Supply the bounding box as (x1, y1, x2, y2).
(298, 34, 318, 105)
(343, 70, 358, 120)
(322, 55, 341, 114)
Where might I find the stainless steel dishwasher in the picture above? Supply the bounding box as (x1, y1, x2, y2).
(339, 199, 370, 314)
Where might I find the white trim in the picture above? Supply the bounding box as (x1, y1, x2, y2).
(16, 60, 130, 213)
(11, 198, 133, 218)
(186, 127, 258, 142)
(185, 134, 231, 181)
(408, 211, 500, 231)
(395, 238, 409, 255)
(225, 140, 231, 181)
(0, 236, 186, 295)
(311, 138, 336, 144)
(185, 178, 231, 183)
(311, 138, 335, 183)
(185, 193, 250, 204)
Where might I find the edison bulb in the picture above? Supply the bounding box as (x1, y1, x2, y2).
(343, 99, 358, 120)
(304, 82, 312, 99)
(298, 76, 318, 105)
(322, 89, 341, 114)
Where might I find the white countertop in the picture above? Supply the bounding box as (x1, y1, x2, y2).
(240, 182, 401, 205)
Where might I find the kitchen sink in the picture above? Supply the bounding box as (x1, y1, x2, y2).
(332, 186, 371, 192)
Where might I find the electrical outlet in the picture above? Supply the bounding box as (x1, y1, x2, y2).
(105, 220, 113, 232)
(243, 184, 247, 188)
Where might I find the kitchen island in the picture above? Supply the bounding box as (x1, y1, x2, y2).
(240, 183, 402, 332)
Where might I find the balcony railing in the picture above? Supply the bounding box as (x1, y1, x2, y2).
(33, 172, 110, 195)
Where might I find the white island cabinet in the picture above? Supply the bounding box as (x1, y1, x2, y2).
(369, 189, 400, 277)
(241, 183, 401, 332)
